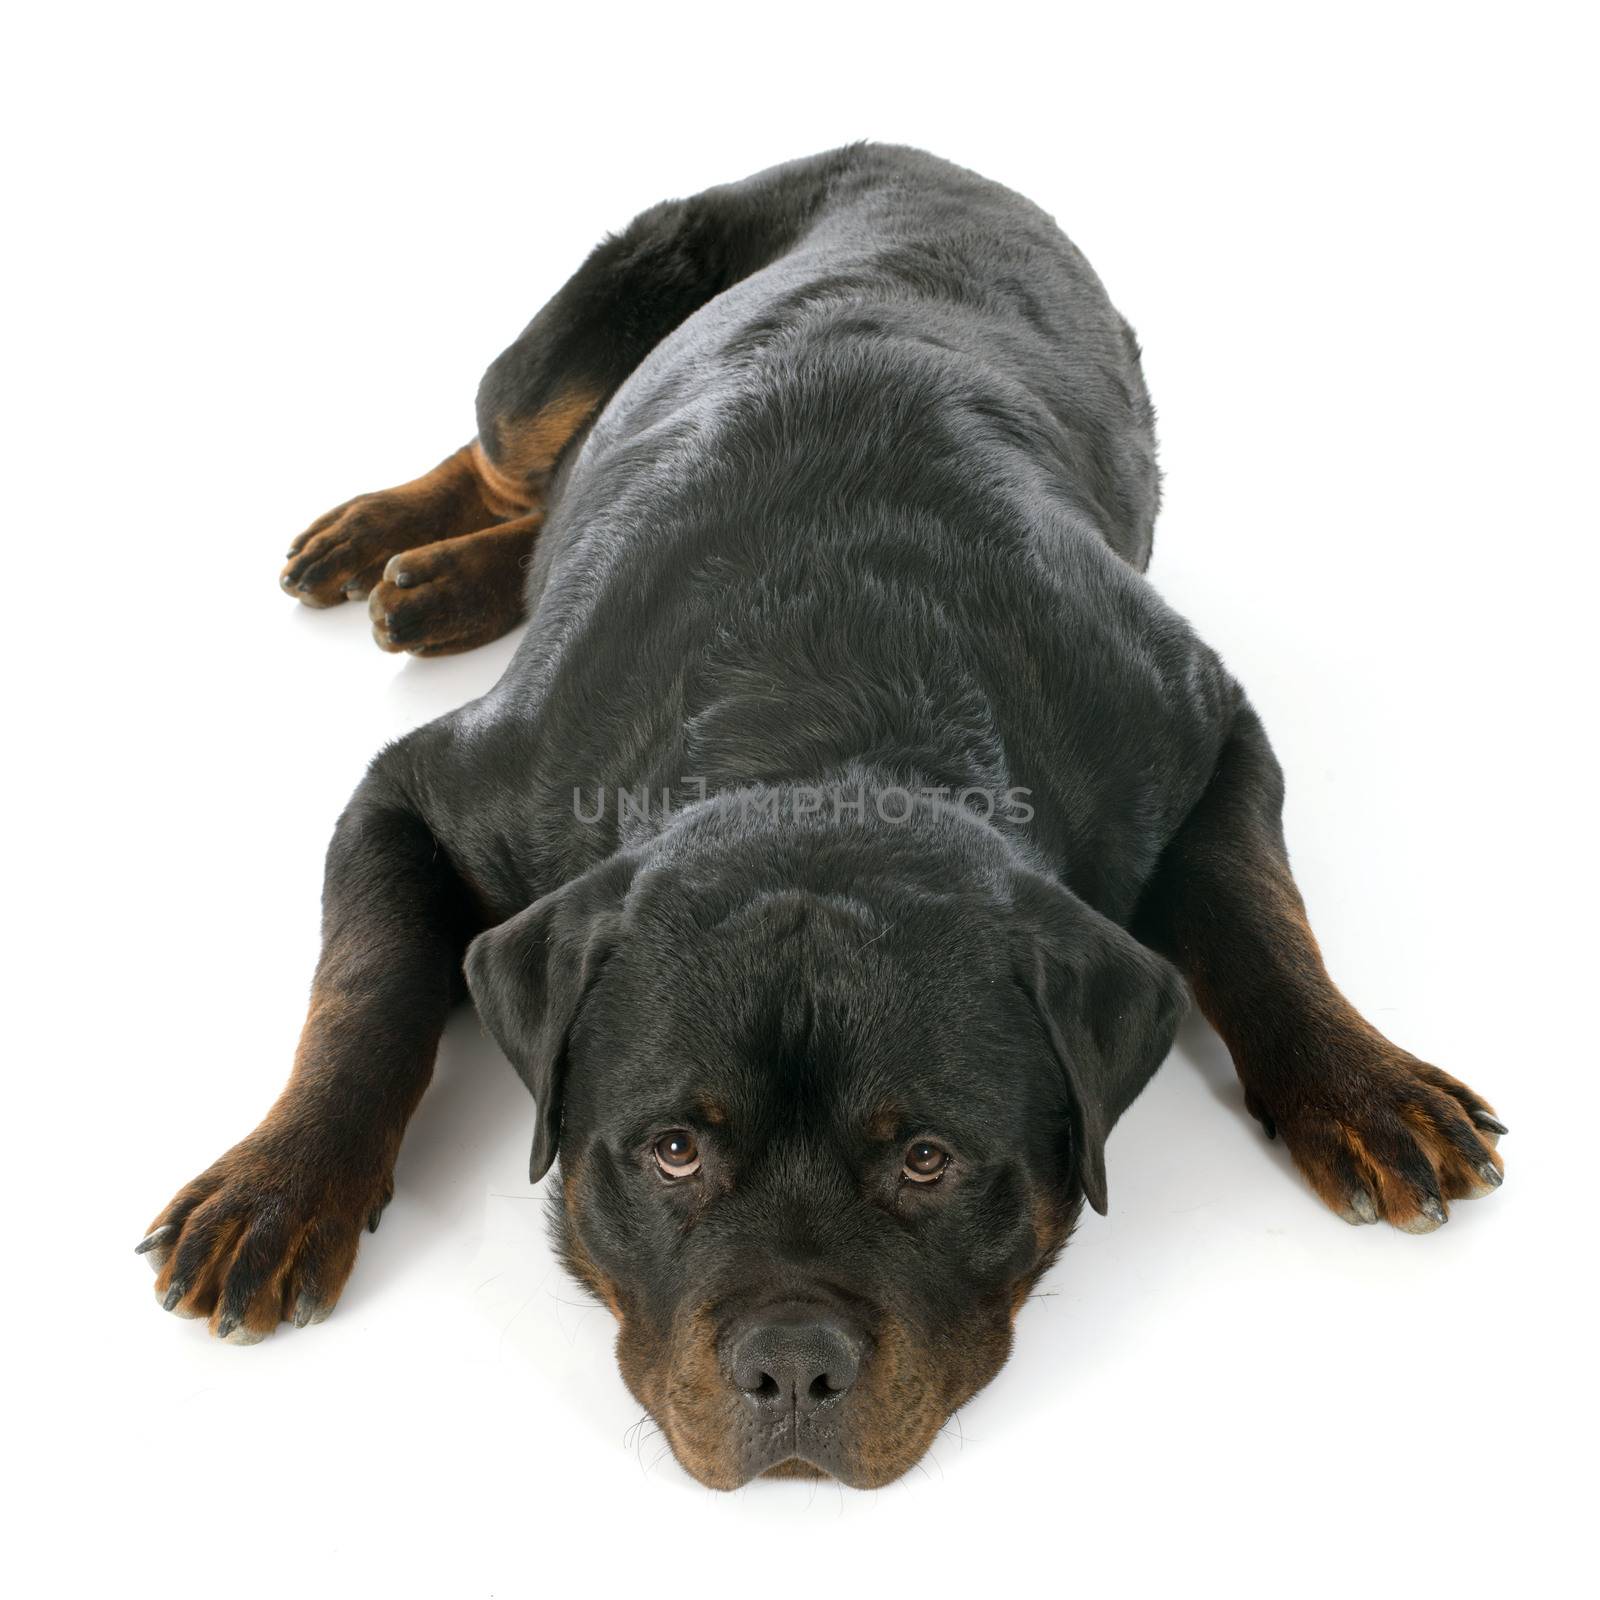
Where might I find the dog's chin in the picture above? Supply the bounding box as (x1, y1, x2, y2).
(748, 1448, 934, 1490)
(667, 1428, 942, 1491)
(760, 1458, 830, 1481)
(665, 1433, 852, 1490)
(660, 1422, 930, 1491)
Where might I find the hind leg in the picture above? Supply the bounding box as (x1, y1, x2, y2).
(281, 440, 537, 608)
(277, 200, 717, 623)
(367, 518, 541, 656)
(282, 150, 851, 645)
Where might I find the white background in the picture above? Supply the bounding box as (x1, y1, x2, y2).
(6, 3, 1596, 1595)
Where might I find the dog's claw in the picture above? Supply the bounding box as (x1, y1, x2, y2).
(1474, 1114, 1509, 1137)
(1347, 1188, 1378, 1225)
(293, 1293, 329, 1329)
(1477, 1160, 1504, 1189)
(135, 1224, 175, 1258)
(162, 1284, 185, 1313)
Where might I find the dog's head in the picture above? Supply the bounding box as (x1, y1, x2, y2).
(465, 800, 1182, 1487)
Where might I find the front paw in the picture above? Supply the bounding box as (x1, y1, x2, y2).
(1252, 1038, 1506, 1232)
(137, 1129, 392, 1343)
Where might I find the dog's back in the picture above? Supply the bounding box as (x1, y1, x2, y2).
(483, 144, 1223, 917)
(534, 145, 1160, 597)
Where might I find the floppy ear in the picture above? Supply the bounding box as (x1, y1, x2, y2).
(464, 851, 641, 1183)
(1011, 870, 1187, 1215)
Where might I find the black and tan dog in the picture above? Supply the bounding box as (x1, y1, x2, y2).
(139, 145, 1505, 1488)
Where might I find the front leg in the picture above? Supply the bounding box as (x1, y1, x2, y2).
(136, 770, 476, 1340)
(1136, 705, 1506, 1231)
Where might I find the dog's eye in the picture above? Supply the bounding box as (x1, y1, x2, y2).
(902, 1140, 950, 1182)
(654, 1130, 701, 1178)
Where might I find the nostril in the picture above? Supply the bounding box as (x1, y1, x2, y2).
(728, 1314, 863, 1415)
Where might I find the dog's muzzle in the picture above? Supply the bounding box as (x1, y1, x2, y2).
(723, 1305, 866, 1478)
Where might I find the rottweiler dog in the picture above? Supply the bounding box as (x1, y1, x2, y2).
(138, 145, 1506, 1488)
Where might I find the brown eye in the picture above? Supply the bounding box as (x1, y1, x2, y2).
(903, 1140, 950, 1183)
(654, 1129, 701, 1178)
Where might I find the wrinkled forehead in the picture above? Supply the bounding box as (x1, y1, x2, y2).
(578, 886, 1035, 1141)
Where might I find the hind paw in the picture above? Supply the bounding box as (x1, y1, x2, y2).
(367, 521, 536, 656)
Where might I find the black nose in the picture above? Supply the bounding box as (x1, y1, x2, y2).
(729, 1315, 862, 1415)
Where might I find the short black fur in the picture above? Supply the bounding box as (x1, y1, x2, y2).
(140, 145, 1506, 1486)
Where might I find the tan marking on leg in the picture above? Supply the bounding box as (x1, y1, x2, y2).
(485, 387, 601, 494)
(283, 443, 525, 605)
(468, 440, 538, 520)
(367, 515, 541, 656)
(1188, 827, 1504, 1232)
(143, 952, 417, 1341)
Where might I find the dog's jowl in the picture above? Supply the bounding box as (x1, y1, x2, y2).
(140, 145, 1505, 1488)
